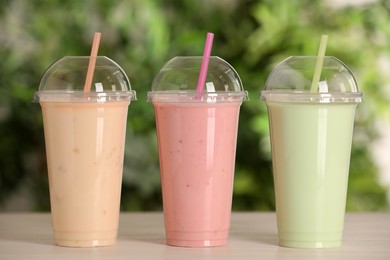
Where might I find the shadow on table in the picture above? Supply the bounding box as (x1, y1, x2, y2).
(119, 233, 166, 246)
(231, 231, 279, 246)
(1, 234, 54, 246)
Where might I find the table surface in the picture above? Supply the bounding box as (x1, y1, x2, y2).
(0, 212, 389, 260)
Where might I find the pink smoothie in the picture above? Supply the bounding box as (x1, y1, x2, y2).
(153, 101, 242, 247)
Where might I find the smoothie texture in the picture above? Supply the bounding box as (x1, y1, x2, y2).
(41, 101, 129, 247)
(267, 102, 356, 248)
(149, 56, 247, 247)
(35, 56, 136, 247)
(261, 56, 363, 248)
(154, 101, 242, 247)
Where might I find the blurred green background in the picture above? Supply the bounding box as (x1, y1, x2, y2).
(0, 0, 389, 212)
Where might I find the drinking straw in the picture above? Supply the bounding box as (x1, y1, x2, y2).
(83, 32, 102, 94)
(196, 32, 214, 97)
(310, 35, 328, 93)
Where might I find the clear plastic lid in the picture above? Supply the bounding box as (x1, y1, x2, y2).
(147, 56, 248, 103)
(33, 56, 136, 103)
(260, 56, 363, 103)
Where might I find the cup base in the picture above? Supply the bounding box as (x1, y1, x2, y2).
(167, 238, 227, 247)
(54, 238, 116, 247)
(278, 230, 343, 248)
(166, 230, 229, 247)
(53, 230, 118, 247)
(279, 239, 341, 249)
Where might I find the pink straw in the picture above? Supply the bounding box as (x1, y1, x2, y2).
(196, 32, 214, 97)
(83, 32, 102, 93)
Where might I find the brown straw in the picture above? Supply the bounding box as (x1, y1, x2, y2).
(83, 32, 101, 93)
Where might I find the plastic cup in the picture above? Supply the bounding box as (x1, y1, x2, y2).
(33, 56, 136, 247)
(148, 56, 248, 247)
(260, 56, 363, 248)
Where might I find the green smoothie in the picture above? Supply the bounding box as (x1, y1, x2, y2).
(267, 101, 357, 248)
(261, 56, 362, 248)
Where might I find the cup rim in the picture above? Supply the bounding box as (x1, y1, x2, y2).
(260, 90, 363, 103)
(147, 90, 248, 103)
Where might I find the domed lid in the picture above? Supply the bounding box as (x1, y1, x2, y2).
(33, 56, 136, 102)
(147, 56, 248, 102)
(261, 56, 363, 103)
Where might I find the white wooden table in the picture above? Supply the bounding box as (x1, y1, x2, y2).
(0, 212, 389, 259)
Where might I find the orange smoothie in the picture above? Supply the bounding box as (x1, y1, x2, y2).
(153, 101, 242, 247)
(40, 101, 129, 247)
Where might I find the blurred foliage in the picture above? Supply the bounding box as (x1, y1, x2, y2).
(0, 0, 389, 211)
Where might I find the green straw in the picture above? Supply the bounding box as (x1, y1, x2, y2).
(310, 35, 328, 93)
